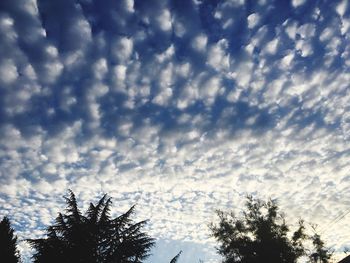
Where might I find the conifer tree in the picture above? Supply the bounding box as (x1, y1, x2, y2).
(0, 216, 21, 263)
(28, 190, 154, 263)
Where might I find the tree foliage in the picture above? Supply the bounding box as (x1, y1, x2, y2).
(27, 190, 155, 263)
(169, 251, 182, 263)
(310, 233, 332, 263)
(210, 196, 332, 263)
(0, 216, 21, 263)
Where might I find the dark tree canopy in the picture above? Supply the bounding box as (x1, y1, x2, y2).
(27, 190, 155, 263)
(0, 216, 21, 263)
(210, 196, 332, 263)
(310, 233, 332, 263)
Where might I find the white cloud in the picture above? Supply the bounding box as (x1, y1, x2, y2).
(297, 23, 316, 39)
(93, 58, 108, 80)
(43, 60, 64, 83)
(319, 27, 333, 42)
(292, 0, 306, 8)
(112, 37, 133, 63)
(192, 34, 208, 52)
(70, 18, 92, 47)
(280, 52, 294, 69)
(284, 20, 298, 40)
(176, 62, 191, 78)
(152, 87, 173, 106)
(263, 38, 279, 55)
(0, 15, 17, 42)
(340, 17, 350, 35)
(231, 58, 254, 88)
(23, 64, 37, 80)
(20, 0, 39, 16)
(123, 0, 134, 13)
(207, 39, 230, 70)
(156, 44, 175, 63)
(336, 0, 348, 17)
(156, 9, 172, 32)
(113, 65, 127, 82)
(247, 13, 260, 29)
(0, 59, 18, 84)
(200, 76, 221, 105)
(296, 39, 313, 57)
(45, 45, 58, 58)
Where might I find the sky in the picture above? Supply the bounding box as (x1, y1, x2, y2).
(0, 0, 350, 262)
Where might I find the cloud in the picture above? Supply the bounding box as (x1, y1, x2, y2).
(156, 9, 172, 32)
(247, 13, 260, 29)
(1, 0, 350, 262)
(336, 0, 348, 17)
(292, 0, 306, 8)
(0, 59, 18, 84)
(207, 39, 230, 70)
(112, 37, 134, 64)
(191, 33, 208, 52)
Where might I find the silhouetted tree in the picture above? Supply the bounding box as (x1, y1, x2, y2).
(309, 233, 332, 263)
(210, 196, 331, 263)
(169, 251, 182, 263)
(28, 190, 155, 263)
(0, 216, 21, 263)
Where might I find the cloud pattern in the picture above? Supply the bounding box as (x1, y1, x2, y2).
(0, 0, 350, 261)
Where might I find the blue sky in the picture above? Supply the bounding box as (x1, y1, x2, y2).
(0, 0, 350, 262)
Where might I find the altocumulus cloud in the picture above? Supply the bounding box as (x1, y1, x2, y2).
(0, 0, 350, 262)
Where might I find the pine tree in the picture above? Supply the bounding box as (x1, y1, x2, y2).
(28, 190, 155, 263)
(0, 216, 21, 263)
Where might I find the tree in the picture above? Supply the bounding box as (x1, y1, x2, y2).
(28, 190, 155, 263)
(309, 233, 332, 263)
(0, 216, 21, 263)
(169, 251, 182, 263)
(210, 196, 331, 263)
